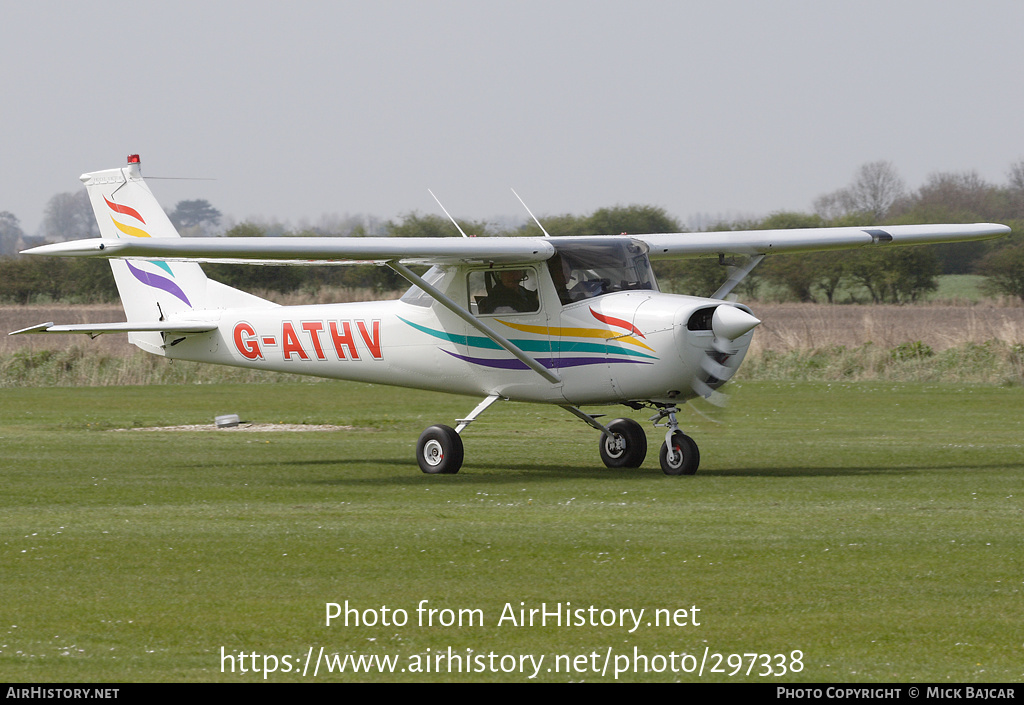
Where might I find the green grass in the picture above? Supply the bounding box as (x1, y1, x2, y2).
(928, 274, 988, 302)
(713, 273, 992, 304)
(1, 381, 1022, 682)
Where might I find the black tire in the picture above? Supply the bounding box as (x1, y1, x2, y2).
(416, 425, 464, 474)
(659, 431, 699, 475)
(599, 418, 647, 468)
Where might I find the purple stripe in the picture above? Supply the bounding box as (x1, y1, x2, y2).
(442, 350, 651, 370)
(126, 261, 192, 308)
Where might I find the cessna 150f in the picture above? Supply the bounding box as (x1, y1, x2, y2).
(12, 156, 1010, 475)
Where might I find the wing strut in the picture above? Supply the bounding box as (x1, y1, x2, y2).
(711, 254, 764, 300)
(560, 404, 613, 437)
(386, 261, 561, 385)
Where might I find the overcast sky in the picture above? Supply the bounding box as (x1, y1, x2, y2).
(3, 1, 1023, 234)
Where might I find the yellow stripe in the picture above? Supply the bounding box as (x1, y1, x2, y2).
(110, 216, 150, 238)
(497, 319, 655, 352)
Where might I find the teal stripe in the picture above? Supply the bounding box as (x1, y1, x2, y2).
(400, 316, 502, 349)
(152, 260, 174, 277)
(554, 340, 656, 360)
(398, 317, 657, 360)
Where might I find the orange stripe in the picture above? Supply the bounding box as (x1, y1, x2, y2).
(590, 307, 645, 338)
(497, 319, 655, 352)
(104, 196, 146, 224)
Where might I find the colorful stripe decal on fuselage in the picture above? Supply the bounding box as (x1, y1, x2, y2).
(496, 319, 655, 352)
(398, 316, 657, 371)
(589, 307, 646, 339)
(441, 350, 650, 370)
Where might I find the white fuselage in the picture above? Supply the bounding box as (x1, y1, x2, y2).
(163, 264, 755, 407)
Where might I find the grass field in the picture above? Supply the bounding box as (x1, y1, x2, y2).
(1, 381, 1021, 682)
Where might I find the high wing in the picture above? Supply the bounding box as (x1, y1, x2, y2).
(22, 236, 557, 265)
(638, 223, 1010, 258)
(21, 223, 1010, 265)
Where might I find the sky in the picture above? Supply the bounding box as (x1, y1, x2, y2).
(3, 1, 1024, 234)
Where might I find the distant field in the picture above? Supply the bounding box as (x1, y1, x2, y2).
(744, 273, 999, 305)
(928, 274, 989, 302)
(0, 381, 1021, 682)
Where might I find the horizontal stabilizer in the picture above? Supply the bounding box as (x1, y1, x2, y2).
(9, 321, 217, 338)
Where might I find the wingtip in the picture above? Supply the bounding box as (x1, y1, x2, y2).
(21, 239, 115, 257)
(9, 322, 55, 336)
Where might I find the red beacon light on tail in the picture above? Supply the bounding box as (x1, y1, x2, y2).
(126, 154, 141, 165)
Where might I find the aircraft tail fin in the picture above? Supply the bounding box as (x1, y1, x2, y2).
(79, 155, 274, 354)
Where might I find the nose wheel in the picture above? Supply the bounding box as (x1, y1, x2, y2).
(651, 406, 700, 475)
(659, 430, 700, 475)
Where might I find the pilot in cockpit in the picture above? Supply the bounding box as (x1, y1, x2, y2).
(481, 269, 538, 313)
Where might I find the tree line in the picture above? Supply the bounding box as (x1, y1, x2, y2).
(1, 160, 1023, 303)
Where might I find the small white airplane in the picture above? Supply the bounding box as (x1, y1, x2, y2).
(11, 156, 1010, 475)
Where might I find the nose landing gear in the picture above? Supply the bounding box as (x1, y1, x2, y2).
(651, 406, 700, 475)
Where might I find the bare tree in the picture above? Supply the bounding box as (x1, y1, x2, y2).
(814, 161, 906, 221)
(0, 211, 25, 256)
(846, 161, 906, 219)
(812, 190, 849, 221)
(1008, 158, 1024, 191)
(40, 190, 98, 242)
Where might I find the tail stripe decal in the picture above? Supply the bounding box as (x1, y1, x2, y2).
(110, 217, 151, 239)
(103, 197, 146, 224)
(125, 261, 192, 307)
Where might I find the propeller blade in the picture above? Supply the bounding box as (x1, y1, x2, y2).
(700, 354, 734, 382)
(691, 378, 729, 407)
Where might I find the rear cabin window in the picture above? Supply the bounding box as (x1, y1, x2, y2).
(400, 266, 447, 307)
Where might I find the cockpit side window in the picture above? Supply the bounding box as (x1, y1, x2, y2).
(547, 239, 657, 305)
(468, 268, 540, 315)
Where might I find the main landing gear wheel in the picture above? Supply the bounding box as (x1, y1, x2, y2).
(599, 418, 647, 468)
(659, 431, 699, 476)
(417, 425, 464, 474)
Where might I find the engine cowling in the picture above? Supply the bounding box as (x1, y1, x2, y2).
(680, 303, 760, 404)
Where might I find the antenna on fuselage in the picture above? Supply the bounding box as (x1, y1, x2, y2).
(511, 188, 551, 238)
(428, 189, 470, 238)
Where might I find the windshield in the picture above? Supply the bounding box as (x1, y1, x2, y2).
(546, 238, 657, 305)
